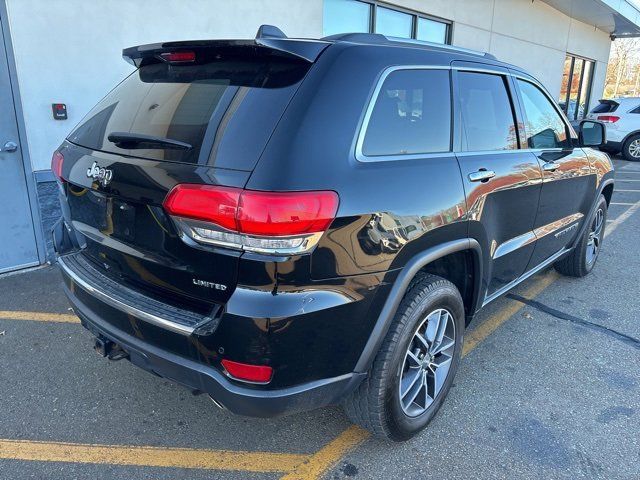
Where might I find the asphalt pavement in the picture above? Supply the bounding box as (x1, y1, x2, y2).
(0, 157, 638, 480)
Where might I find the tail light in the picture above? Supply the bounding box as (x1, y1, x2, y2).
(163, 185, 339, 255)
(51, 151, 64, 182)
(597, 115, 620, 123)
(221, 359, 273, 384)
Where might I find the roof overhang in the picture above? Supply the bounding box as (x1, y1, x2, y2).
(542, 0, 640, 38)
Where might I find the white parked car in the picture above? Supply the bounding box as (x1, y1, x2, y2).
(587, 97, 640, 161)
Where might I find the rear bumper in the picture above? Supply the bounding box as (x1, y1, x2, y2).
(61, 278, 364, 417)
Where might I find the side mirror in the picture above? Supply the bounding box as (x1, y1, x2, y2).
(579, 120, 606, 148)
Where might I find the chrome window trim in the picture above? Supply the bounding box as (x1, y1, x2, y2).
(354, 66, 574, 164)
(355, 65, 452, 163)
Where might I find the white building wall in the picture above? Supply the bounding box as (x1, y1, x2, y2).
(5, 0, 612, 172)
(383, 0, 612, 110)
(4, 0, 323, 172)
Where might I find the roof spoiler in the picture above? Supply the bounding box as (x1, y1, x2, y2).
(123, 25, 328, 67)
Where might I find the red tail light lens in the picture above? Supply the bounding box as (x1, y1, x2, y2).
(238, 190, 338, 236)
(163, 185, 240, 231)
(163, 185, 339, 254)
(597, 115, 620, 123)
(51, 151, 64, 181)
(221, 359, 273, 384)
(159, 51, 196, 63)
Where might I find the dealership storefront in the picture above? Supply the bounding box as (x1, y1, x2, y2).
(0, 0, 639, 273)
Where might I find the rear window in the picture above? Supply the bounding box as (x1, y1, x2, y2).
(361, 69, 451, 157)
(68, 57, 309, 167)
(591, 101, 618, 114)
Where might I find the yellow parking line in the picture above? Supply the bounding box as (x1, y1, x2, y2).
(280, 425, 369, 480)
(463, 271, 559, 357)
(0, 311, 79, 323)
(0, 438, 307, 473)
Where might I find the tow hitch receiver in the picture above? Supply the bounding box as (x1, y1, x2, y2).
(94, 336, 128, 361)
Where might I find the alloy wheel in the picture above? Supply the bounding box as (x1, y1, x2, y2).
(629, 139, 640, 159)
(399, 308, 456, 417)
(586, 207, 604, 265)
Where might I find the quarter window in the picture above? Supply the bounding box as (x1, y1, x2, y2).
(517, 79, 570, 149)
(361, 69, 451, 157)
(458, 72, 518, 152)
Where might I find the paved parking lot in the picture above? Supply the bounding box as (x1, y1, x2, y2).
(0, 157, 638, 479)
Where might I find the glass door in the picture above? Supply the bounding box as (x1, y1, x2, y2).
(559, 54, 595, 121)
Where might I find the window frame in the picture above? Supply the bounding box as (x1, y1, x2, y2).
(355, 65, 454, 162)
(355, 65, 576, 163)
(325, 0, 452, 44)
(454, 69, 523, 153)
(513, 76, 574, 151)
(559, 53, 596, 121)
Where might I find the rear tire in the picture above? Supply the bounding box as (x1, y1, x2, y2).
(622, 134, 640, 161)
(554, 195, 607, 277)
(343, 273, 464, 441)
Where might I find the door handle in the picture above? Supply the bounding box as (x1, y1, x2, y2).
(468, 169, 496, 182)
(542, 162, 559, 172)
(1, 141, 18, 152)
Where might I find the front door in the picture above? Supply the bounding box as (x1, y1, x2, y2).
(0, 18, 38, 273)
(454, 69, 542, 298)
(513, 77, 597, 267)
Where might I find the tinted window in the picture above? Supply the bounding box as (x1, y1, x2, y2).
(69, 57, 309, 166)
(591, 101, 619, 114)
(458, 72, 518, 151)
(517, 79, 570, 149)
(631, 105, 640, 114)
(362, 69, 451, 157)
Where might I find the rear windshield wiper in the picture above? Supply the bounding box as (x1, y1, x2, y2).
(107, 132, 192, 150)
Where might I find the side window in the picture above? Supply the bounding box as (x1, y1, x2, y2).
(516, 79, 570, 149)
(457, 72, 518, 152)
(631, 105, 640, 114)
(361, 69, 451, 157)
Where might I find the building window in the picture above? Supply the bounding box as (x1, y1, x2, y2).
(323, 0, 451, 44)
(558, 54, 595, 121)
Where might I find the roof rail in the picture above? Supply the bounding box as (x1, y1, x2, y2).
(322, 32, 388, 43)
(322, 31, 497, 60)
(384, 36, 497, 60)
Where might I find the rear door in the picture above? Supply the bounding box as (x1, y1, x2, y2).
(513, 77, 596, 267)
(453, 67, 542, 299)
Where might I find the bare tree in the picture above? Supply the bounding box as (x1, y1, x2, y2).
(606, 38, 640, 98)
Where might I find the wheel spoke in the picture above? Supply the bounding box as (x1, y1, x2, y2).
(430, 310, 449, 353)
(406, 349, 421, 367)
(400, 367, 422, 399)
(433, 361, 449, 394)
(414, 332, 430, 352)
(402, 374, 424, 409)
(432, 336, 455, 355)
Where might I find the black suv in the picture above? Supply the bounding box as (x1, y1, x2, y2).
(53, 26, 614, 440)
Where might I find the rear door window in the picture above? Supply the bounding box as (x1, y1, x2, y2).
(516, 79, 570, 149)
(457, 72, 518, 151)
(68, 57, 309, 168)
(361, 69, 451, 157)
